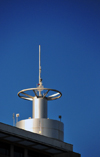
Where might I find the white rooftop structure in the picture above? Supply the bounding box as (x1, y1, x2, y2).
(16, 45, 63, 141)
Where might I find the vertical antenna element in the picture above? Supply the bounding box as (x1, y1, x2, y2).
(39, 45, 42, 96)
(13, 113, 15, 126)
(39, 45, 41, 85)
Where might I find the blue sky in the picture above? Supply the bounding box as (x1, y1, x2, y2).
(0, 0, 100, 156)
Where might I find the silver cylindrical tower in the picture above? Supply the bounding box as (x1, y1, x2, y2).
(16, 45, 63, 141)
(33, 97, 47, 118)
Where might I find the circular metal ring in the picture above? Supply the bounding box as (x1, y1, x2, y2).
(18, 88, 62, 101)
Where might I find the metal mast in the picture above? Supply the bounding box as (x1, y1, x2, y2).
(39, 45, 42, 96)
(39, 45, 41, 85)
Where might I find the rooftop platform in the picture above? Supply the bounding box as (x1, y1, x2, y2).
(0, 122, 73, 155)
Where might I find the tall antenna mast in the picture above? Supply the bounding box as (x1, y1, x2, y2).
(39, 45, 41, 85)
(39, 45, 43, 96)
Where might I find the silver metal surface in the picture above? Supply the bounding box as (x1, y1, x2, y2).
(16, 118, 64, 141)
(18, 88, 62, 101)
(33, 97, 47, 118)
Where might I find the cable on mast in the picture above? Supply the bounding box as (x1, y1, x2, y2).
(39, 45, 41, 84)
(39, 45, 43, 96)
